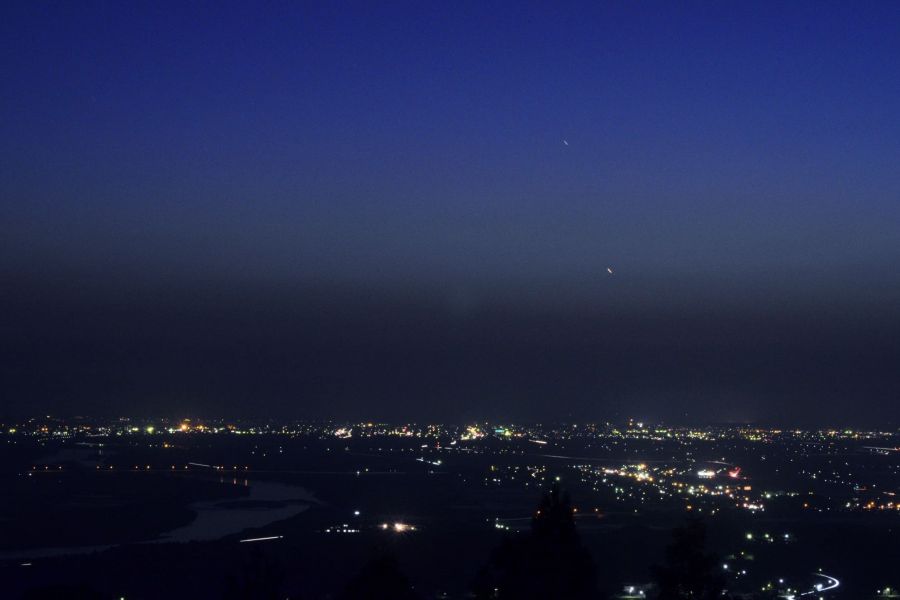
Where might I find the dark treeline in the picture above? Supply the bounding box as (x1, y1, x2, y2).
(22, 486, 773, 599)
(333, 485, 740, 600)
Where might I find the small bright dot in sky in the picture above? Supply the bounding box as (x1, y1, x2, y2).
(607, 267, 614, 274)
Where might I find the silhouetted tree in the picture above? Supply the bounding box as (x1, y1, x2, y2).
(223, 547, 285, 600)
(473, 483, 598, 599)
(339, 553, 419, 600)
(652, 519, 730, 599)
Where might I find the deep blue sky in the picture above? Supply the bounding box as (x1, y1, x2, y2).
(2, 2, 899, 425)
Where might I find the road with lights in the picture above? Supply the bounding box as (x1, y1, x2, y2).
(785, 572, 840, 598)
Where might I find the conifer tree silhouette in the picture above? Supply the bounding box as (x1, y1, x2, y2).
(652, 519, 731, 599)
(339, 552, 419, 600)
(473, 483, 598, 599)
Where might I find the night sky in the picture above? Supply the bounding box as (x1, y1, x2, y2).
(2, 2, 899, 425)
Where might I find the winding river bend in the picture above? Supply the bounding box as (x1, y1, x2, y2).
(2, 477, 315, 560)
